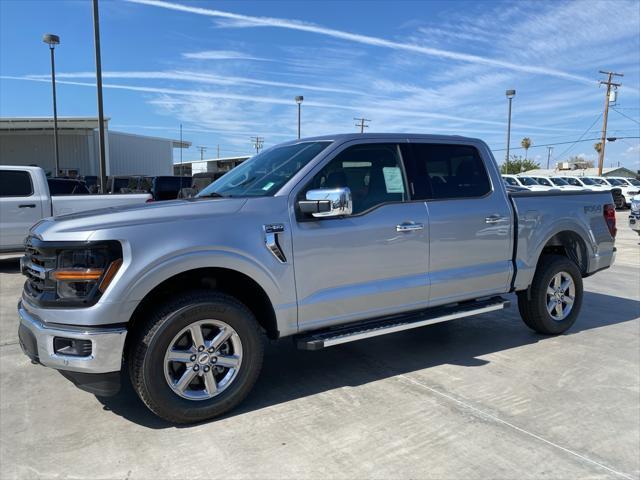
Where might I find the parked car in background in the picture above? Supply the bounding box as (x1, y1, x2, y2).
(502, 175, 552, 191)
(0, 166, 152, 253)
(151, 176, 192, 200)
(16, 133, 617, 423)
(629, 194, 640, 235)
(528, 175, 578, 191)
(584, 177, 639, 207)
(107, 175, 153, 194)
(608, 176, 640, 190)
(191, 172, 228, 193)
(47, 178, 91, 195)
(554, 176, 610, 191)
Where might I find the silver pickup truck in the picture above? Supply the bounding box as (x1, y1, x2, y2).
(17, 134, 617, 423)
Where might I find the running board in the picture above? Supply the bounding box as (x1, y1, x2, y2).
(296, 296, 510, 350)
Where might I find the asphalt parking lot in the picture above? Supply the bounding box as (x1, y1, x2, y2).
(1, 211, 638, 480)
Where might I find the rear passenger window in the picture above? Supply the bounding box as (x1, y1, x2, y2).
(306, 144, 407, 215)
(405, 144, 491, 199)
(0, 170, 33, 197)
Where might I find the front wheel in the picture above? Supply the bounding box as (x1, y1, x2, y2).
(517, 255, 583, 335)
(128, 291, 264, 424)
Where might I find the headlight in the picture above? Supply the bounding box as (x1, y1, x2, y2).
(22, 239, 122, 306)
(51, 246, 122, 300)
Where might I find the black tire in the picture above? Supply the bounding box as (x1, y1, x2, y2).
(615, 195, 626, 210)
(517, 255, 583, 335)
(128, 290, 264, 424)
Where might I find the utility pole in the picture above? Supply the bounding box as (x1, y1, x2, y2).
(597, 70, 623, 176)
(179, 123, 183, 176)
(92, 0, 108, 193)
(251, 136, 264, 154)
(217, 144, 220, 159)
(354, 117, 370, 133)
(43, 34, 60, 176)
(546, 146, 553, 169)
(197, 146, 207, 161)
(295, 96, 304, 139)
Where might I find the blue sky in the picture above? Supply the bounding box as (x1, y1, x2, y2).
(1, 0, 639, 168)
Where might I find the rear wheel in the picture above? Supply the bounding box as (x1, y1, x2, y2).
(517, 255, 583, 335)
(129, 291, 263, 424)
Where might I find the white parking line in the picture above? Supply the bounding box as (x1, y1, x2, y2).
(397, 374, 634, 480)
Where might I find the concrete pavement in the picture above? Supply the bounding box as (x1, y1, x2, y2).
(1, 211, 638, 479)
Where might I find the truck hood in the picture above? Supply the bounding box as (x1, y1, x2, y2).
(31, 197, 247, 241)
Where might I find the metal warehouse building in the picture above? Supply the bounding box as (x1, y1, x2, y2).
(0, 117, 190, 177)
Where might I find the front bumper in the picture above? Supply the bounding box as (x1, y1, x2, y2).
(18, 301, 127, 374)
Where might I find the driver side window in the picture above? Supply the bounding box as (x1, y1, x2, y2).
(306, 144, 407, 215)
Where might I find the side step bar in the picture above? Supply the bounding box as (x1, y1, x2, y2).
(296, 296, 510, 350)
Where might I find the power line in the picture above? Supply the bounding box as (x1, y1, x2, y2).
(611, 108, 640, 125)
(493, 136, 638, 152)
(551, 113, 603, 160)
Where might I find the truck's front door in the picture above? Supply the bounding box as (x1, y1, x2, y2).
(290, 142, 430, 331)
(0, 170, 44, 251)
(404, 142, 513, 306)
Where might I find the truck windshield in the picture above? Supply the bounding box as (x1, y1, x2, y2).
(591, 178, 607, 185)
(550, 178, 569, 186)
(198, 141, 331, 198)
(518, 177, 539, 186)
(607, 178, 624, 186)
(627, 178, 640, 186)
(580, 178, 597, 185)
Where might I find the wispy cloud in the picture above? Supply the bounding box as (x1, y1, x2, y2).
(182, 50, 271, 61)
(26, 70, 363, 95)
(125, 0, 596, 85)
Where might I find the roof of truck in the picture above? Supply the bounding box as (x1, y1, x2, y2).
(288, 133, 481, 143)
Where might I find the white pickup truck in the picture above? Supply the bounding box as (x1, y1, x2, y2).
(0, 166, 151, 253)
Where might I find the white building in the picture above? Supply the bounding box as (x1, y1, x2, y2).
(173, 156, 250, 176)
(0, 117, 190, 177)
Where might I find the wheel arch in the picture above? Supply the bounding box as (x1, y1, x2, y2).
(126, 267, 280, 346)
(538, 230, 590, 275)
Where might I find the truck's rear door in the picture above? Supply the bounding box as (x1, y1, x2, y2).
(0, 168, 45, 250)
(403, 142, 513, 306)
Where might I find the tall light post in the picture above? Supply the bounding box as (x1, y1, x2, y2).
(295, 96, 304, 139)
(92, 0, 108, 194)
(43, 33, 60, 176)
(505, 89, 516, 173)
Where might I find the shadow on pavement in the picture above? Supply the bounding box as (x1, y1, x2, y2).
(0, 258, 21, 274)
(97, 290, 639, 429)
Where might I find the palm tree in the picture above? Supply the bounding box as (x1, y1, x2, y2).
(521, 137, 532, 160)
(594, 142, 602, 154)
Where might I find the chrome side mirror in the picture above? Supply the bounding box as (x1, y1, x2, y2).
(299, 187, 353, 218)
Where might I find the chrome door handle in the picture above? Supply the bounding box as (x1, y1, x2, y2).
(396, 222, 424, 232)
(485, 215, 508, 224)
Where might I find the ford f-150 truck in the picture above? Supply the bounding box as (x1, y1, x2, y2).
(1, 166, 152, 253)
(17, 134, 617, 423)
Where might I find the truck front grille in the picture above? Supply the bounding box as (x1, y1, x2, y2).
(22, 237, 57, 302)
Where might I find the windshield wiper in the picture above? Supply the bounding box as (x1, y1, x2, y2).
(197, 192, 227, 198)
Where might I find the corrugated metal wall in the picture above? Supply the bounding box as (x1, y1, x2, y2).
(0, 130, 95, 175)
(107, 131, 173, 176)
(1, 130, 174, 176)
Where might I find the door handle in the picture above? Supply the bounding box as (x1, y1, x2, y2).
(396, 222, 424, 232)
(485, 214, 508, 224)
(18, 204, 36, 208)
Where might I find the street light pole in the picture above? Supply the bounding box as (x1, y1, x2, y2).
(505, 89, 516, 173)
(43, 34, 60, 176)
(92, 0, 108, 193)
(295, 96, 304, 139)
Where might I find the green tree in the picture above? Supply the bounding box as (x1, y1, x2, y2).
(521, 137, 532, 160)
(501, 155, 540, 174)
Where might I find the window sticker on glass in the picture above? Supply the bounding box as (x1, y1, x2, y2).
(383, 167, 404, 193)
(262, 182, 275, 191)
